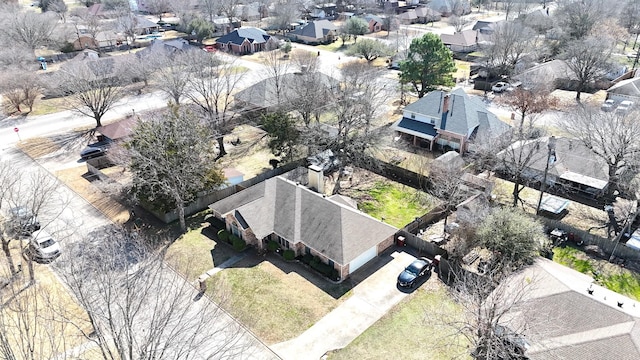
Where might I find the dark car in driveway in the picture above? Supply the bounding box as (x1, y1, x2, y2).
(397, 257, 433, 288)
(80, 139, 112, 160)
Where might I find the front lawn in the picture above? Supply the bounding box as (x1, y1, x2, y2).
(329, 283, 469, 359)
(206, 254, 351, 344)
(356, 181, 436, 228)
(553, 246, 640, 301)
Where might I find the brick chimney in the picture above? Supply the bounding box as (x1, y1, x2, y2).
(308, 165, 324, 194)
(442, 94, 451, 114)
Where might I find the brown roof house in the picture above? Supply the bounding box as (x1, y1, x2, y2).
(208, 168, 398, 281)
(391, 88, 511, 152)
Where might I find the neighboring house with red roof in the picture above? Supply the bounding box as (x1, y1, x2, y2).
(391, 88, 511, 152)
(209, 171, 398, 281)
(215, 27, 278, 54)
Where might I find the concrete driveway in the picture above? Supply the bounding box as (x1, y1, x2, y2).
(271, 250, 419, 360)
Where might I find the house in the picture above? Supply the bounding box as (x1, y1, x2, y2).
(96, 117, 137, 141)
(208, 170, 398, 280)
(606, 76, 640, 103)
(440, 29, 483, 53)
(415, 6, 441, 24)
(472, 20, 503, 35)
(136, 38, 199, 58)
(391, 88, 511, 152)
(215, 27, 277, 55)
(362, 14, 384, 33)
(513, 59, 577, 90)
(57, 50, 123, 83)
(497, 136, 610, 198)
(504, 260, 640, 360)
(234, 72, 339, 111)
(212, 16, 243, 35)
(288, 20, 338, 44)
(114, 15, 160, 35)
(398, 9, 418, 24)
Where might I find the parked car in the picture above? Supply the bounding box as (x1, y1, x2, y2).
(397, 257, 433, 288)
(28, 230, 61, 261)
(601, 99, 617, 112)
(80, 140, 111, 160)
(7, 206, 41, 236)
(616, 100, 634, 114)
(491, 82, 512, 93)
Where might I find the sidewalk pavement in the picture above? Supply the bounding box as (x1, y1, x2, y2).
(197, 250, 249, 283)
(270, 251, 416, 360)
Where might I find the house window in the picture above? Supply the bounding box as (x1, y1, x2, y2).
(411, 113, 416, 119)
(328, 259, 334, 267)
(429, 118, 435, 124)
(305, 247, 311, 255)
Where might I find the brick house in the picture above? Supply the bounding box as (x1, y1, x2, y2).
(208, 168, 398, 281)
(215, 27, 277, 55)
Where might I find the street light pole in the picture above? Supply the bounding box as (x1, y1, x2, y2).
(536, 136, 557, 214)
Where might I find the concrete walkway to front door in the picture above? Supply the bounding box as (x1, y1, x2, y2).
(270, 251, 417, 360)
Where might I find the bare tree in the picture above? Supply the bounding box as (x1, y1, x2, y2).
(496, 84, 558, 137)
(199, 0, 217, 22)
(153, 51, 192, 105)
(561, 106, 640, 199)
(143, 0, 172, 21)
(270, 0, 300, 34)
(126, 108, 225, 231)
(0, 9, 59, 53)
(483, 21, 538, 77)
(56, 58, 126, 127)
(216, 0, 241, 29)
(556, 0, 605, 40)
(428, 160, 472, 229)
(562, 36, 615, 101)
(448, 15, 470, 33)
(56, 225, 252, 360)
(1, 69, 42, 114)
(262, 48, 291, 108)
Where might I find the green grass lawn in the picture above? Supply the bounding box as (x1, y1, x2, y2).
(165, 212, 235, 280)
(553, 246, 640, 301)
(329, 285, 469, 359)
(358, 181, 436, 228)
(207, 258, 347, 344)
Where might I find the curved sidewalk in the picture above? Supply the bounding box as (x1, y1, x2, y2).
(271, 251, 416, 360)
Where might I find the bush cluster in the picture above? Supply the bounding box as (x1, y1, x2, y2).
(230, 235, 246, 252)
(283, 249, 295, 261)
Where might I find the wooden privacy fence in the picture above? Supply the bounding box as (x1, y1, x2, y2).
(540, 218, 640, 261)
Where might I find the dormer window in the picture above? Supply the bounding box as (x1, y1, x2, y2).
(410, 113, 416, 119)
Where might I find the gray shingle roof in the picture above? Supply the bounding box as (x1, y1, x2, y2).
(608, 77, 640, 97)
(402, 88, 508, 137)
(216, 27, 271, 46)
(290, 20, 337, 39)
(234, 72, 338, 109)
(209, 177, 398, 265)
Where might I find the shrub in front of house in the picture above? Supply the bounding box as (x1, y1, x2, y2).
(310, 260, 333, 277)
(283, 249, 295, 261)
(217, 229, 230, 243)
(301, 253, 314, 264)
(267, 240, 280, 252)
(230, 235, 246, 252)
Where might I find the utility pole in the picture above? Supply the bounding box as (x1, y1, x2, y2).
(536, 136, 557, 214)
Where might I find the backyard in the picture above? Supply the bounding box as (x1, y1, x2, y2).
(553, 246, 640, 301)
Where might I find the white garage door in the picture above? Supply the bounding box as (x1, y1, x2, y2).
(349, 246, 377, 274)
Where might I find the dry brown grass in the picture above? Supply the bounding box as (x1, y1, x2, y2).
(218, 125, 273, 179)
(17, 137, 62, 158)
(1, 247, 93, 359)
(55, 166, 130, 224)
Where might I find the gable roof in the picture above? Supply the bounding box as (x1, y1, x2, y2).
(607, 77, 640, 97)
(234, 72, 339, 109)
(290, 20, 337, 39)
(136, 38, 199, 58)
(513, 59, 576, 86)
(362, 14, 384, 24)
(97, 117, 137, 140)
(512, 260, 640, 359)
(401, 88, 510, 137)
(209, 176, 398, 265)
(501, 136, 609, 190)
(216, 27, 271, 46)
(440, 29, 479, 47)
